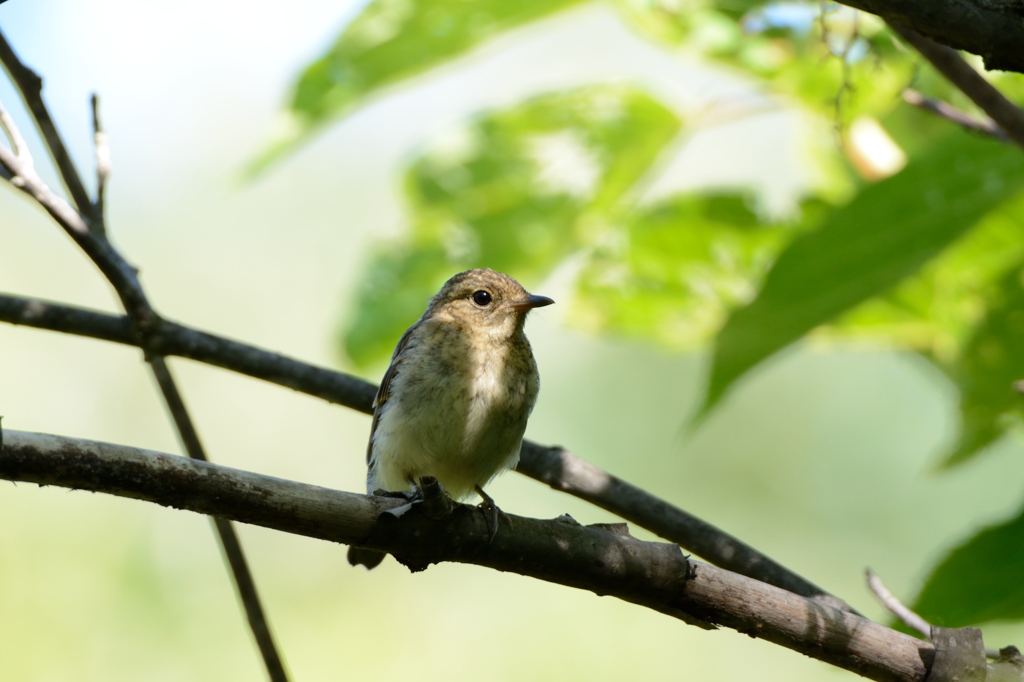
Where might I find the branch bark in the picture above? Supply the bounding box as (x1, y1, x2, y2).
(837, 0, 1024, 74)
(0, 292, 853, 612)
(0, 430, 935, 682)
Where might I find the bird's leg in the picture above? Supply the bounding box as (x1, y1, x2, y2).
(475, 485, 512, 543)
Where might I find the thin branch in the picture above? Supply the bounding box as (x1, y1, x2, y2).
(0, 98, 29, 158)
(0, 30, 96, 220)
(148, 357, 288, 679)
(90, 93, 109, 232)
(866, 568, 932, 639)
(0, 292, 855, 613)
(0, 93, 148, 316)
(889, 24, 1024, 150)
(0, 430, 934, 682)
(901, 88, 1007, 141)
(0, 31, 288, 681)
(866, 570, 1000, 660)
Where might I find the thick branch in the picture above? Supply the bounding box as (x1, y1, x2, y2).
(0, 430, 933, 682)
(0, 292, 851, 611)
(837, 0, 1024, 74)
(890, 24, 1024, 149)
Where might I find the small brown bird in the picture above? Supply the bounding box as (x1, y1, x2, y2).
(348, 268, 553, 569)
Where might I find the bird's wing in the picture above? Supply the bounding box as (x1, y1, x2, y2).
(366, 322, 418, 465)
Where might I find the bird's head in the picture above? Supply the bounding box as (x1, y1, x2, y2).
(426, 268, 554, 339)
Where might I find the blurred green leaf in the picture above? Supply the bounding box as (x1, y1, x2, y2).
(342, 85, 681, 367)
(573, 193, 818, 348)
(614, 1, 920, 133)
(700, 131, 1024, 417)
(910, 505, 1024, 626)
(251, 0, 585, 172)
(342, 243, 453, 366)
(944, 262, 1024, 466)
(827, 192, 1024, 362)
(408, 85, 680, 270)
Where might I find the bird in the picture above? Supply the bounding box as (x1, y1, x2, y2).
(347, 268, 553, 569)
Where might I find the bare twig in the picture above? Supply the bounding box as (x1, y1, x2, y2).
(0, 96, 147, 315)
(0, 31, 288, 681)
(0, 99, 29, 158)
(0, 30, 95, 220)
(148, 357, 288, 678)
(90, 93, 109, 230)
(0, 292, 854, 613)
(866, 568, 932, 639)
(0, 430, 934, 682)
(866, 569, 1000, 659)
(890, 24, 1024, 150)
(901, 88, 1007, 141)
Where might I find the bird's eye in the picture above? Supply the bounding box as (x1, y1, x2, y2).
(472, 290, 492, 307)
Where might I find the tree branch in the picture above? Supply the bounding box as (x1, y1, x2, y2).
(901, 89, 1007, 141)
(0, 429, 934, 682)
(836, 0, 1024, 74)
(0, 30, 95, 220)
(889, 24, 1024, 149)
(0, 30, 288, 681)
(0, 292, 854, 612)
(90, 93, 109, 231)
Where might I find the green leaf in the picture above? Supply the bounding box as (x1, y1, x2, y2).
(944, 262, 1024, 466)
(341, 243, 453, 367)
(252, 0, 585, 172)
(341, 85, 681, 367)
(911, 505, 1024, 626)
(407, 85, 681, 267)
(700, 131, 1024, 417)
(826, 192, 1024, 361)
(614, 2, 919, 132)
(573, 192, 804, 348)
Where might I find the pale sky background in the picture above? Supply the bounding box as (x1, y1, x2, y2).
(2, 1, 1024, 680)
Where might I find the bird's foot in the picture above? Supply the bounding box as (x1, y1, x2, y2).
(372, 487, 421, 502)
(475, 485, 512, 543)
(374, 486, 425, 519)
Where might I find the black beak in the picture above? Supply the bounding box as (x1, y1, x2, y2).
(510, 294, 555, 312)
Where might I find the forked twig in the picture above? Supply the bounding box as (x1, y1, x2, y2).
(0, 29, 288, 682)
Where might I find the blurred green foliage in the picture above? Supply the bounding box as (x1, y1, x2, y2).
(267, 0, 1024, 633)
(572, 192, 810, 350)
(946, 262, 1024, 466)
(911, 505, 1024, 626)
(342, 85, 681, 364)
(703, 130, 1024, 416)
(250, 0, 586, 172)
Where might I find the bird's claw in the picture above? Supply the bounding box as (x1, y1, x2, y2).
(475, 485, 511, 543)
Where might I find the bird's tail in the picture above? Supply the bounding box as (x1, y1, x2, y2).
(347, 546, 387, 569)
